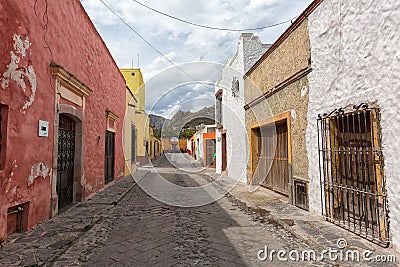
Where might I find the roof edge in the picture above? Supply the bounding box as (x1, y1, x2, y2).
(245, 0, 324, 77)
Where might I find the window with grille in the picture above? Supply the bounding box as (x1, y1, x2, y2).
(317, 103, 389, 246)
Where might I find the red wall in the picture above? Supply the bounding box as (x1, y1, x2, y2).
(0, 0, 125, 238)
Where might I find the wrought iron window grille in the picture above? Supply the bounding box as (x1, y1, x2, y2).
(317, 103, 389, 246)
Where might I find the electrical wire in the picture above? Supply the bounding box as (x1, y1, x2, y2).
(98, 0, 213, 90)
(131, 0, 292, 32)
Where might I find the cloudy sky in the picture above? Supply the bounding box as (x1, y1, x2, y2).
(81, 0, 313, 117)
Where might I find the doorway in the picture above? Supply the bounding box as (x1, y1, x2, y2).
(57, 114, 76, 208)
(254, 121, 289, 195)
(205, 139, 216, 168)
(222, 133, 227, 172)
(105, 130, 115, 184)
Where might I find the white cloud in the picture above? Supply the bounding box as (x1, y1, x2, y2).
(81, 0, 314, 116)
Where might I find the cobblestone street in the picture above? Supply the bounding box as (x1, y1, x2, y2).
(1, 154, 398, 266)
(52, 155, 308, 266)
(0, 154, 309, 266)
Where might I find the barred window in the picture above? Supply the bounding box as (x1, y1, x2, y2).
(318, 103, 389, 246)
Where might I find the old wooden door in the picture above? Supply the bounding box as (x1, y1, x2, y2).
(57, 114, 75, 209)
(104, 130, 115, 184)
(222, 133, 227, 171)
(260, 122, 289, 195)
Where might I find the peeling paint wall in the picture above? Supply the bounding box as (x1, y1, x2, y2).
(28, 162, 51, 186)
(307, 0, 400, 250)
(0, 0, 126, 238)
(1, 34, 37, 111)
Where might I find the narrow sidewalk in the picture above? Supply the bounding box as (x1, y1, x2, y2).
(203, 168, 399, 266)
(0, 171, 149, 266)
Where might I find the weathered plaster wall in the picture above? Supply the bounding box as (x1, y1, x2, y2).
(245, 20, 311, 188)
(120, 69, 145, 111)
(135, 111, 150, 164)
(0, 0, 125, 238)
(246, 77, 310, 181)
(307, 0, 400, 249)
(245, 21, 310, 102)
(124, 90, 137, 175)
(215, 34, 267, 183)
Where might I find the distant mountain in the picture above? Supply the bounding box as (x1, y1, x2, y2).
(149, 106, 215, 137)
(167, 106, 215, 130)
(149, 114, 168, 129)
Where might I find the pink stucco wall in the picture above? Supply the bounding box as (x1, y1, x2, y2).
(0, 0, 125, 238)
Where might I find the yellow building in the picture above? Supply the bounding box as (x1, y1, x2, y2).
(121, 68, 150, 165)
(124, 86, 138, 175)
(149, 127, 162, 159)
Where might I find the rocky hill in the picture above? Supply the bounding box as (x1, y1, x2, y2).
(149, 106, 215, 137)
(149, 114, 168, 129)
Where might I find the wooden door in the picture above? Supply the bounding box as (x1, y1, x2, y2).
(260, 122, 289, 195)
(222, 133, 227, 171)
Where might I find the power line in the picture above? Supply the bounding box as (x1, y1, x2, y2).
(98, 0, 212, 89)
(130, 0, 292, 32)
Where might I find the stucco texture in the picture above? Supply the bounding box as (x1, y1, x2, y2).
(245, 20, 310, 102)
(246, 77, 310, 182)
(307, 0, 400, 250)
(215, 34, 267, 183)
(0, 0, 125, 238)
(245, 20, 311, 191)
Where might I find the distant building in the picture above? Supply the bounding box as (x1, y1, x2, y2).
(215, 33, 269, 183)
(120, 69, 150, 165)
(161, 137, 172, 151)
(170, 137, 179, 151)
(0, 1, 125, 238)
(194, 124, 217, 168)
(149, 127, 162, 159)
(123, 86, 138, 175)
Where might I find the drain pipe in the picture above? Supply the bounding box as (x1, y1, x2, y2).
(7, 207, 23, 233)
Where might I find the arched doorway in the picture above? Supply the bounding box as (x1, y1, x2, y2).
(52, 105, 84, 216)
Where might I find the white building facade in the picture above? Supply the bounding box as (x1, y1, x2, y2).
(195, 124, 217, 167)
(307, 0, 399, 249)
(215, 33, 269, 183)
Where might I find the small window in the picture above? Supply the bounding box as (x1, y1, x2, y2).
(207, 127, 216, 133)
(232, 77, 239, 97)
(216, 93, 222, 125)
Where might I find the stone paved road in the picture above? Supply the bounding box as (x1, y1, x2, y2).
(3, 153, 350, 266)
(52, 154, 312, 266)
